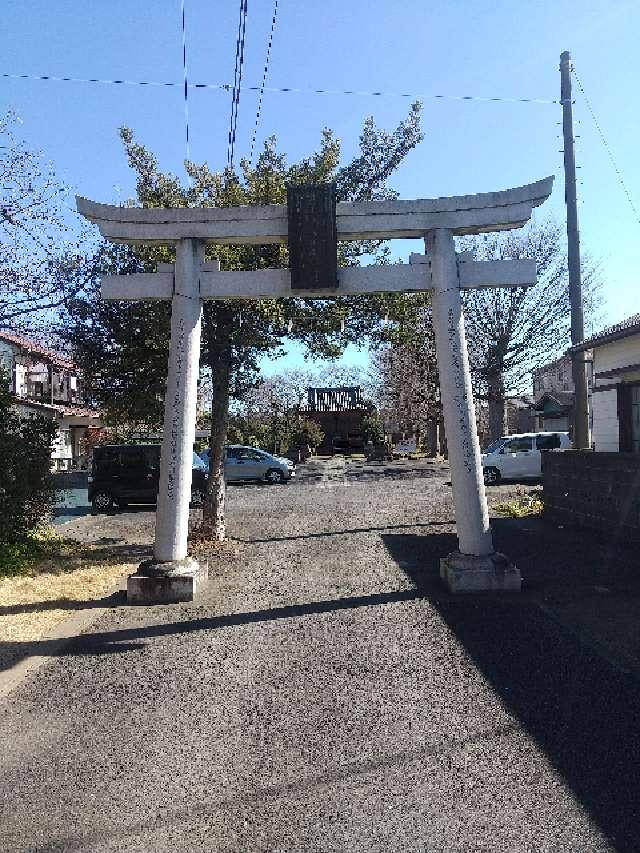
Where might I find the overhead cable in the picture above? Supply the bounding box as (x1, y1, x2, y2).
(249, 0, 279, 163)
(1, 72, 557, 105)
(181, 0, 190, 161)
(227, 0, 248, 171)
(572, 65, 640, 227)
(227, 0, 244, 169)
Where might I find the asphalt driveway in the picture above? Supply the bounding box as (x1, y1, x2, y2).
(1, 460, 639, 852)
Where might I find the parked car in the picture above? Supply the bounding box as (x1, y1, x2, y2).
(481, 431, 571, 485)
(88, 445, 208, 512)
(199, 445, 295, 484)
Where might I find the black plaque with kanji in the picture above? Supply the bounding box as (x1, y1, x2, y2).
(287, 183, 338, 291)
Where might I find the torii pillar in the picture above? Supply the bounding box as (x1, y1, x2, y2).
(77, 175, 552, 601)
(131, 241, 211, 603)
(427, 229, 517, 591)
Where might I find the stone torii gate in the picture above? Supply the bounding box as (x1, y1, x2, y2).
(77, 175, 553, 602)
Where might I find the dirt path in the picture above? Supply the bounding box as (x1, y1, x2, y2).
(1, 462, 638, 852)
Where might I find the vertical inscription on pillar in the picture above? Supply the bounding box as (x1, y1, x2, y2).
(165, 314, 186, 501)
(447, 307, 475, 474)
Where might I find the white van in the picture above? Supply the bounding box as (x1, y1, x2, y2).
(481, 431, 571, 485)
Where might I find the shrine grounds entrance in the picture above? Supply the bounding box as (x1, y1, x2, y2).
(77, 176, 553, 602)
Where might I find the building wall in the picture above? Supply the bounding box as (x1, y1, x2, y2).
(0, 339, 81, 404)
(533, 353, 575, 397)
(506, 399, 536, 434)
(590, 333, 640, 453)
(595, 334, 640, 376)
(541, 415, 569, 432)
(591, 388, 619, 452)
(0, 340, 13, 375)
(307, 409, 365, 454)
(543, 450, 640, 542)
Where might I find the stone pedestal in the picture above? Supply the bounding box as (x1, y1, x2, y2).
(127, 557, 207, 605)
(440, 551, 521, 593)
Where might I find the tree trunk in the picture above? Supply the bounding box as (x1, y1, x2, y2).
(202, 306, 233, 542)
(487, 367, 507, 442)
(424, 418, 438, 457)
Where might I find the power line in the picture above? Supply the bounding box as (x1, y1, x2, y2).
(227, 0, 248, 171)
(249, 0, 279, 164)
(227, 1, 244, 169)
(181, 0, 190, 161)
(1, 71, 557, 105)
(572, 64, 640, 227)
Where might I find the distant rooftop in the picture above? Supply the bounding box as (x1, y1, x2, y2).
(0, 330, 76, 370)
(13, 395, 100, 419)
(572, 313, 640, 353)
(306, 386, 366, 412)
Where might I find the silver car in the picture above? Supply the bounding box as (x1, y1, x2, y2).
(199, 445, 295, 484)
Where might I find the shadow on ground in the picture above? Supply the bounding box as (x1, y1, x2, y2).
(382, 519, 640, 853)
(3, 512, 640, 851)
(0, 589, 423, 673)
(236, 520, 454, 545)
(0, 590, 125, 618)
(52, 506, 91, 519)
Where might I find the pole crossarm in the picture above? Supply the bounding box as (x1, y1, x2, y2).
(77, 176, 553, 245)
(100, 256, 537, 302)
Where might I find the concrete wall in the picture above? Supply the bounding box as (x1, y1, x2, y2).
(543, 450, 640, 541)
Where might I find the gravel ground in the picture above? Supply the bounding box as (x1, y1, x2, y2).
(1, 459, 639, 852)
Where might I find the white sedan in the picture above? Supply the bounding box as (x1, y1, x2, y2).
(481, 431, 571, 485)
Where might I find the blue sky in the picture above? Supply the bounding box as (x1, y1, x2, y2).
(3, 0, 639, 376)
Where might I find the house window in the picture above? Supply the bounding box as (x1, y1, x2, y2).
(504, 436, 533, 453)
(632, 386, 640, 454)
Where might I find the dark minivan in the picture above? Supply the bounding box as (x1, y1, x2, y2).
(88, 444, 207, 513)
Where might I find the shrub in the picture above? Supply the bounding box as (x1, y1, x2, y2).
(0, 527, 79, 578)
(362, 413, 385, 445)
(0, 369, 58, 545)
(226, 423, 244, 444)
(290, 417, 324, 452)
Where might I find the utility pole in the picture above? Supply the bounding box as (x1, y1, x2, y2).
(560, 50, 590, 449)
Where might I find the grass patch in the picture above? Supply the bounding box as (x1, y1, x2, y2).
(0, 528, 137, 644)
(0, 527, 88, 579)
(495, 492, 544, 518)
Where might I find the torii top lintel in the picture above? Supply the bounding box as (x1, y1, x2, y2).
(76, 176, 553, 246)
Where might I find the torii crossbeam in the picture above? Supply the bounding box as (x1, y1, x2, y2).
(77, 176, 553, 601)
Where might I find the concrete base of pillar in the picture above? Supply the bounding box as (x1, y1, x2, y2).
(440, 550, 521, 593)
(127, 557, 207, 604)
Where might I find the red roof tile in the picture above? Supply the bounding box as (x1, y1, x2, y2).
(0, 330, 76, 370)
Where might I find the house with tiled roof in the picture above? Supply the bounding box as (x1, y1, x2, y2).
(0, 331, 104, 469)
(572, 313, 640, 452)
